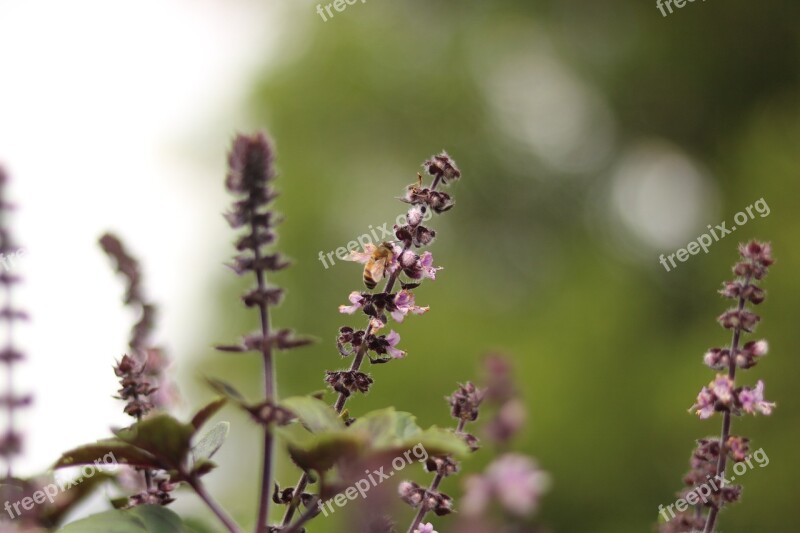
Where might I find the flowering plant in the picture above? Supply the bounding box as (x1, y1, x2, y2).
(0, 132, 549, 533)
(660, 241, 776, 533)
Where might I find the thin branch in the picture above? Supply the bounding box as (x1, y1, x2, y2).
(281, 497, 320, 533)
(186, 476, 244, 533)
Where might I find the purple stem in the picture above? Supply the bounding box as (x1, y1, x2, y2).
(254, 223, 277, 533)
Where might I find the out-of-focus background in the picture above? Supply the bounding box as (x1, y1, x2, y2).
(1, 0, 799, 531)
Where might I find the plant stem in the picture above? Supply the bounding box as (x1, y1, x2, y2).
(281, 497, 320, 533)
(703, 273, 751, 533)
(254, 234, 277, 533)
(281, 264, 406, 526)
(406, 418, 466, 533)
(187, 476, 245, 533)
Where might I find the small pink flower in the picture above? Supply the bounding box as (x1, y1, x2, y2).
(420, 252, 441, 280)
(749, 339, 768, 357)
(399, 249, 417, 268)
(703, 348, 729, 370)
(407, 205, 424, 227)
(391, 290, 429, 322)
(413, 524, 437, 533)
(690, 387, 716, 419)
(711, 375, 734, 404)
(739, 380, 776, 415)
(385, 330, 406, 359)
(338, 291, 366, 314)
(369, 316, 386, 331)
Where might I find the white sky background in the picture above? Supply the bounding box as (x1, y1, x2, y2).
(0, 0, 294, 477)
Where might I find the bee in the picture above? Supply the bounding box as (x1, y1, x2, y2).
(363, 242, 395, 289)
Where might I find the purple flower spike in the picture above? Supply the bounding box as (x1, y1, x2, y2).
(663, 241, 776, 533)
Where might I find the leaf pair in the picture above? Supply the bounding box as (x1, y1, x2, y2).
(54, 400, 230, 482)
(278, 397, 469, 474)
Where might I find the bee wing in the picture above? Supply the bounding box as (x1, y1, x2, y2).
(366, 257, 388, 282)
(349, 243, 376, 263)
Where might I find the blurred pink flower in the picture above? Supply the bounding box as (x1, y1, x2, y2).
(462, 453, 550, 517)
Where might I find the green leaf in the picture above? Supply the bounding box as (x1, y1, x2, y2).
(113, 414, 195, 471)
(189, 458, 217, 478)
(408, 427, 470, 459)
(57, 505, 184, 532)
(275, 405, 468, 474)
(54, 440, 161, 470)
(190, 398, 227, 431)
(276, 426, 364, 473)
(41, 472, 116, 527)
(346, 409, 468, 460)
(191, 421, 230, 464)
(281, 396, 345, 433)
(182, 517, 219, 533)
(349, 408, 421, 448)
(205, 377, 247, 405)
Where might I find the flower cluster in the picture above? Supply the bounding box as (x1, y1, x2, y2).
(114, 354, 157, 419)
(218, 133, 311, 363)
(690, 375, 775, 419)
(663, 241, 776, 532)
(412, 523, 438, 533)
(336, 326, 406, 363)
(401, 382, 484, 532)
(127, 474, 178, 507)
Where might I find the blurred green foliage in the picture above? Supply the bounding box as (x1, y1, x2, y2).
(190, 1, 800, 531)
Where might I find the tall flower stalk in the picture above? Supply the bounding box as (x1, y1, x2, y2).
(660, 241, 776, 532)
(218, 132, 311, 533)
(279, 153, 460, 530)
(0, 168, 30, 484)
